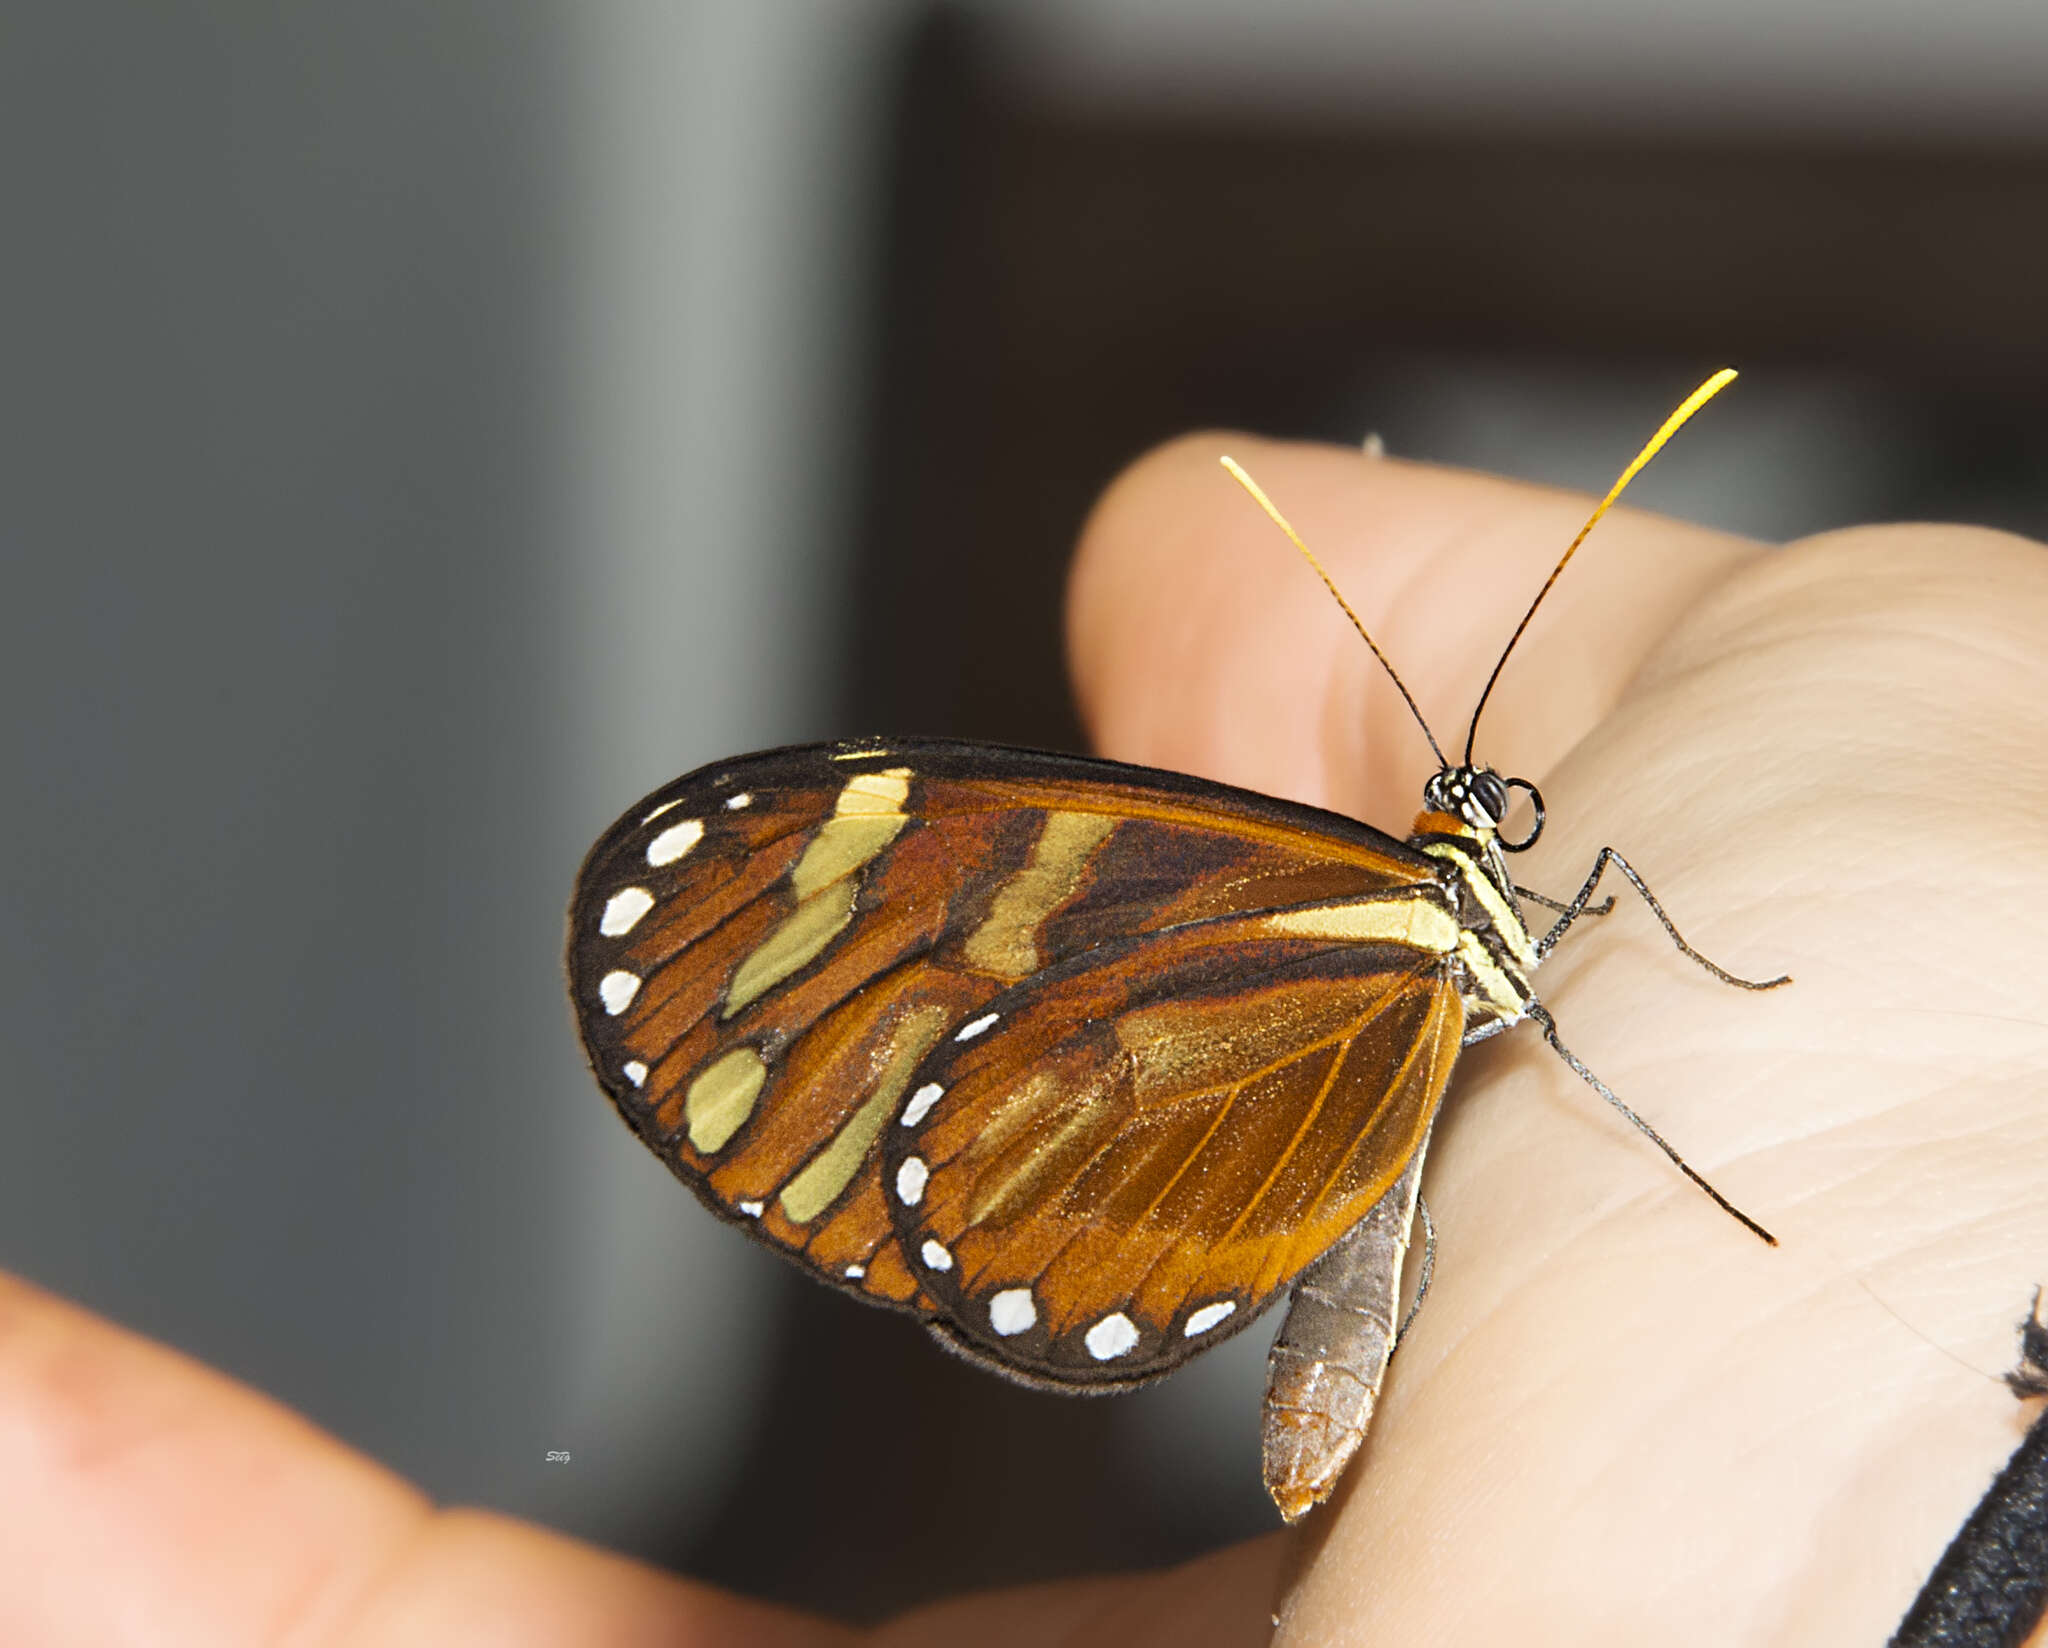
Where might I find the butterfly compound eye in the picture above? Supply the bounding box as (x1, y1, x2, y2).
(1464, 770, 1510, 828)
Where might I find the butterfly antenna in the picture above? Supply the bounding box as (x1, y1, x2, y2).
(1221, 455, 1449, 770)
(1462, 368, 1739, 765)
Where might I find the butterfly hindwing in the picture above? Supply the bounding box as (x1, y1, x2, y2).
(883, 903, 1466, 1386)
(567, 737, 1447, 1323)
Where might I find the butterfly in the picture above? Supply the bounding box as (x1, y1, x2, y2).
(565, 369, 1787, 1522)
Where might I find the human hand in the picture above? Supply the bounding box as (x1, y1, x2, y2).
(6, 430, 2042, 1646)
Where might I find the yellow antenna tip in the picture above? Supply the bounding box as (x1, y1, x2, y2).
(1219, 453, 1449, 767)
(1458, 365, 1741, 763)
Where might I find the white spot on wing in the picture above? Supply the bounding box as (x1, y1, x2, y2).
(1085, 1312, 1140, 1361)
(725, 792, 752, 810)
(955, 1012, 999, 1042)
(738, 1200, 764, 1217)
(900, 1083, 943, 1127)
(1184, 1300, 1236, 1337)
(647, 819, 705, 866)
(920, 1239, 953, 1272)
(895, 1156, 928, 1206)
(600, 886, 655, 936)
(598, 971, 640, 1015)
(844, 1263, 865, 1280)
(989, 1288, 1036, 1337)
(641, 799, 683, 823)
(621, 1060, 647, 1088)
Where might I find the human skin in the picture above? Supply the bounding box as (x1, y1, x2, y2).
(3, 432, 2044, 1645)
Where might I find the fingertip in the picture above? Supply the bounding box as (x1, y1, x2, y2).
(0, 1273, 857, 1647)
(0, 1269, 429, 1643)
(1067, 430, 1405, 817)
(1066, 432, 1263, 758)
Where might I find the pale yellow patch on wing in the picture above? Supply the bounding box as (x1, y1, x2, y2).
(834, 766, 911, 813)
(790, 816, 906, 902)
(963, 810, 1117, 979)
(778, 1003, 950, 1224)
(686, 1046, 769, 1153)
(1259, 897, 1458, 954)
(723, 877, 858, 1016)
(788, 767, 913, 901)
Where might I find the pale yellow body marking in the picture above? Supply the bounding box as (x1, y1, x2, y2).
(724, 767, 913, 1018)
(1258, 898, 1458, 954)
(1454, 931, 1526, 1020)
(1409, 838, 1536, 1016)
(779, 1004, 949, 1224)
(1418, 839, 1540, 970)
(686, 1046, 769, 1153)
(963, 810, 1117, 979)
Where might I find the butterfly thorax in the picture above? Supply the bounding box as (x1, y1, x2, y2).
(1405, 765, 1541, 1035)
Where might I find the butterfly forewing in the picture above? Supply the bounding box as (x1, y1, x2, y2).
(567, 738, 1454, 1330)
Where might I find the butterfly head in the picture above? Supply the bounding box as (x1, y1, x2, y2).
(1421, 765, 1544, 852)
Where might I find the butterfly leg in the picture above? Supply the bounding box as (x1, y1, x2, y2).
(1536, 847, 1791, 990)
(1525, 1002, 1777, 1245)
(1395, 1194, 1436, 1346)
(1263, 1138, 1430, 1523)
(1515, 883, 1615, 924)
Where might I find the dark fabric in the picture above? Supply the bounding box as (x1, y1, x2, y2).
(1891, 1297, 2048, 1648)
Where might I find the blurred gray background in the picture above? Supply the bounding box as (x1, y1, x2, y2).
(6, 0, 2048, 1624)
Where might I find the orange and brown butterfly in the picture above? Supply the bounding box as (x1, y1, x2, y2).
(565, 369, 1787, 1522)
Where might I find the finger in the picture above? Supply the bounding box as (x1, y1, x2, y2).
(1067, 432, 1762, 821)
(0, 1268, 427, 1644)
(875, 1535, 1286, 1648)
(0, 1265, 1279, 1648)
(0, 1271, 847, 1647)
